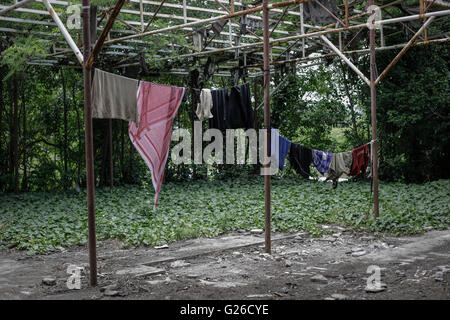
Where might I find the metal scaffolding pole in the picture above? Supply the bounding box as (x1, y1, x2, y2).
(320, 34, 370, 86)
(369, 0, 379, 219)
(82, 0, 97, 286)
(263, 0, 271, 254)
(42, 0, 83, 64)
(0, 0, 35, 16)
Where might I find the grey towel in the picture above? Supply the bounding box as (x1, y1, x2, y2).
(212, 19, 228, 36)
(326, 151, 353, 183)
(91, 69, 139, 124)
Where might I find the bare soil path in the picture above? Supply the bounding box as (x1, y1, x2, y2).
(0, 227, 448, 300)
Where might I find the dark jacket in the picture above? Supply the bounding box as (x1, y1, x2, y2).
(209, 83, 254, 130)
(289, 143, 313, 179)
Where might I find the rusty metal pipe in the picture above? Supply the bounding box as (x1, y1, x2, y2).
(321, 35, 370, 86)
(369, 0, 379, 219)
(263, 0, 271, 254)
(82, 0, 97, 287)
(86, 0, 127, 68)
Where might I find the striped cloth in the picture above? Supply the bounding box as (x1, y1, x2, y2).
(129, 81, 185, 210)
(313, 150, 332, 175)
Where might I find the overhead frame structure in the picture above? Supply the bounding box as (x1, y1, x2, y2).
(1, 0, 449, 287)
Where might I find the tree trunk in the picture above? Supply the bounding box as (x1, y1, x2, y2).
(0, 71, 4, 180)
(8, 80, 13, 191)
(99, 125, 108, 187)
(21, 75, 27, 191)
(340, 63, 361, 145)
(190, 90, 196, 180)
(108, 119, 113, 188)
(61, 68, 69, 189)
(12, 74, 19, 194)
(72, 73, 82, 185)
(129, 130, 134, 183)
(120, 120, 125, 182)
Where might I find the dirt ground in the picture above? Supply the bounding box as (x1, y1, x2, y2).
(0, 225, 449, 300)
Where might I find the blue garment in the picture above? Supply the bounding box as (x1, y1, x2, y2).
(313, 150, 332, 175)
(278, 135, 291, 170)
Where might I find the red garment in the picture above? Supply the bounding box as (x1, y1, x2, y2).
(129, 82, 185, 210)
(350, 144, 370, 176)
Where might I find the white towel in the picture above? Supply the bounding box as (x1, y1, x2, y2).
(196, 89, 213, 120)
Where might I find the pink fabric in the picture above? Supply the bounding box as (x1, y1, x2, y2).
(129, 82, 185, 210)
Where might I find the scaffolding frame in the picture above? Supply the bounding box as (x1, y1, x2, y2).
(1, 0, 449, 287)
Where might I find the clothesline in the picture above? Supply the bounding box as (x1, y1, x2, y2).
(274, 127, 372, 189)
(90, 68, 374, 208)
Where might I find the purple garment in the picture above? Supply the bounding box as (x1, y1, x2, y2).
(278, 135, 291, 170)
(313, 150, 332, 175)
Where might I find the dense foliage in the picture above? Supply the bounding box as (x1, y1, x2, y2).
(0, 1, 449, 254)
(1, 178, 448, 254)
(375, 44, 450, 183)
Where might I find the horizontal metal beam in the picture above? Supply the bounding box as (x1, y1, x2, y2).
(0, 0, 35, 16)
(0, 4, 298, 49)
(155, 9, 450, 63)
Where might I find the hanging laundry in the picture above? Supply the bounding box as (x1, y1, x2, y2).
(203, 57, 216, 81)
(303, 0, 339, 24)
(91, 69, 139, 124)
(129, 82, 185, 210)
(326, 151, 353, 188)
(193, 28, 207, 51)
(350, 144, 370, 176)
(366, 142, 376, 178)
(289, 143, 313, 179)
(191, 88, 201, 107)
(313, 150, 332, 175)
(209, 88, 229, 130)
(240, 15, 249, 35)
(272, 130, 291, 170)
(229, 82, 254, 129)
(196, 89, 213, 121)
(212, 19, 228, 36)
(209, 82, 254, 130)
(270, 128, 280, 169)
(247, 18, 262, 33)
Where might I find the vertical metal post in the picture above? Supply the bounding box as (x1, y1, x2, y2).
(369, 0, 379, 219)
(345, 0, 349, 28)
(262, 0, 271, 254)
(229, 19, 233, 46)
(183, 0, 187, 24)
(83, 0, 97, 286)
(140, 0, 144, 32)
(420, 0, 428, 41)
(299, 3, 305, 58)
